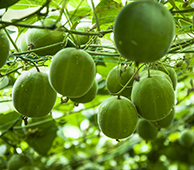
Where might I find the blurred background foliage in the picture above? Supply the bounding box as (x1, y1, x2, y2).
(1, 0, 194, 169)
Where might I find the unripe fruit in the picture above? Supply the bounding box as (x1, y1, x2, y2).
(157, 64, 177, 90)
(7, 154, 31, 170)
(106, 64, 136, 98)
(131, 75, 175, 121)
(70, 79, 98, 104)
(156, 107, 175, 128)
(98, 96, 138, 139)
(12, 71, 57, 118)
(137, 119, 158, 141)
(49, 48, 96, 98)
(139, 69, 173, 85)
(22, 19, 64, 56)
(178, 129, 194, 147)
(114, 0, 174, 63)
(74, 25, 91, 45)
(0, 29, 10, 68)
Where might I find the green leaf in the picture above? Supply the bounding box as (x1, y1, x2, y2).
(92, 0, 122, 25)
(0, 111, 21, 132)
(0, 0, 20, 9)
(23, 115, 58, 155)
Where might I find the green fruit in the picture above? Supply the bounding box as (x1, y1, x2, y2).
(131, 75, 175, 121)
(156, 107, 175, 128)
(70, 79, 98, 103)
(114, 1, 174, 63)
(178, 129, 194, 147)
(137, 119, 158, 141)
(7, 154, 31, 170)
(0, 29, 10, 68)
(12, 71, 57, 118)
(106, 64, 136, 98)
(74, 25, 91, 45)
(98, 96, 138, 139)
(23, 19, 64, 56)
(139, 69, 173, 85)
(49, 47, 96, 98)
(157, 64, 177, 90)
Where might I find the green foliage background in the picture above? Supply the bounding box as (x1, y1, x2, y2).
(0, 0, 194, 169)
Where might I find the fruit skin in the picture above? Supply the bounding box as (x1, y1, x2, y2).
(114, 1, 174, 63)
(156, 64, 177, 91)
(74, 26, 91, 45)
(106, 64, 136, 98)
(98, 96, 138, 139)
(137, 119, 158, 141)
(139, 69, 173, 85)
(70, 79, 98, 103)
(131, 75, 175, 121)
(7, 154, 31, 170)
(22, 19, 64, 56)
(156, 106, 175, 128)
(178, 129, 194, 147)
(0, 29, 10, 68)
(49, 47, 96, 98)
(12, 71, 57, 118)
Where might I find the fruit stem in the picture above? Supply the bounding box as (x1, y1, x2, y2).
(3, 28, 20, 52)
(148, 67, 151, 78)
(115, 64, 145, 95)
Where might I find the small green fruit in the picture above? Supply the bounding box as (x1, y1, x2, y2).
(0, 29, 10, 68)
(114, 0, 174, 63)
(23, 19, 64, 55)
(131, 75, 175, 121)
(70, 79, 98, 103)
(98, 96, 138, 139)
(106, 64, 136, 98)
(12, 71, 57, 118)
(7, 154, 31, 170)
(178, 129, 194, 147)
(137, 119, 158, 141)
(49, 48, 96, 98)
(156, 107, 175, 128)
(156, 64, 177, 90)
(74, 25, 91, 45)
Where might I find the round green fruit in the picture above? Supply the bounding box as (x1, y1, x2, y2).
(178, 129, 194, 147)
(70, 79, 98, 103)
(114, 0, 174, 63)
(7, 154, 31, 170)
(156, 106, 175, 128)
(106, 64, 136, 98)
(49, 48, 96, 98)
(98, 96, 138, 139)
(131, 75, 175, 121)
(74, 25, 91, 45)
(0, 29, 10, 68)
(156, 64, 177, 90)
(23, 19, 64, 56)
(137, 119, 158, 141)
(139, 69, 173, 85)
(12, 71, 57, 118)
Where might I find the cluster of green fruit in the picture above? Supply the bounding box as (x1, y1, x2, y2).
(7, 154, 39, 170)
(97, 0, 176, 140)
(12, 47, 97, 118)
(98, 63, 177, 140)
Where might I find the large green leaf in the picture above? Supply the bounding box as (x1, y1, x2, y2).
(92, 0, 122, 25)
